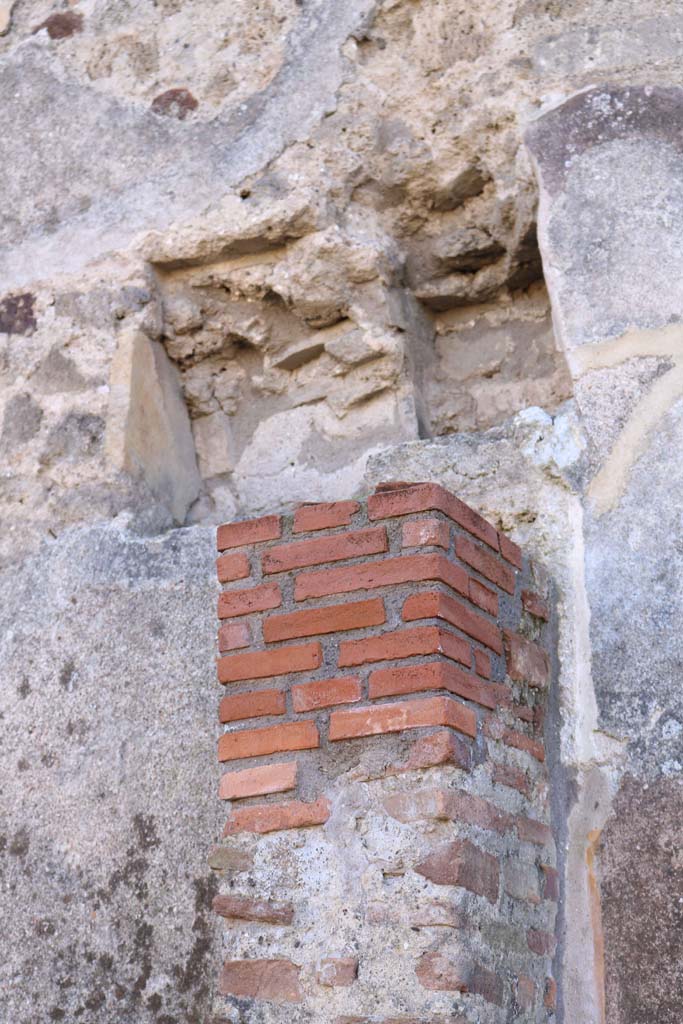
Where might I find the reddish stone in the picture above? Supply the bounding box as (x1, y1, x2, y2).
(499, 531, 523, 569)
(217, 514, 281, 551)
(262, 527, 387, 574)
(456, 535, 516, 594)
(219, 959, 302, 1002)
(216, 552, 250, 583)
(217, 641, 322, 684)
(292, 675, 362, 712)
(218, 688, 286, 724)
(401, 518, 450, 550)
(34, 11, 83, 38)
(415, 839, 499, 903)
(369, 660, 507, 710)
(217, 622, 251, 653)
(469, 577, 498, 616)
(384, 787, 511, 836)
(416, 952, 503, 1005)
(474, 649, 491, 678)
(544, 976, 557, 1010)
(541, 863, 560, 901)
(219, 761, 297, 800)
(527, 928, 557, 956)
(218, 582, 281, 619)
(224, 797, 330, 835)
(339, 626, 471, 670)
(218, 719, 319, 763)
(392, 729, 472, 773)
(516, 974, 535, 1010)
(401, 590, 502, 654)
(368, 482, 499, 550)
(294, 553, 468, 602)
(492, 762, 531, 798)
(264, 598, 385, 643)
(293, 500, 360, 533)
(329, 696, 476, 742)
(522, 588, 550, 620)
(316, 957, 358, 987)
(503, 630, 550, 688)
(213, 894, 294, 925)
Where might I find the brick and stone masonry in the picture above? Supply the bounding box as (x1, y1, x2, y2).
(208, 482, 557, 1023)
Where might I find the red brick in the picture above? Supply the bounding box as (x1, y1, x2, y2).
(218, 720, 319, 762)
(484, 716, 545, 762)
(219, 959, 301, 1001)
(218, 622, 251, 652)
(522, 588, 549, 620)
(216, 551, 250, 583)
(415, 839, 499, 902)
(219, 761, 298, 800)
(295, 553, 468, 602)
(527, 928, 557, 957)
(368, 482, 499, 550)
(369, 661, 507, 710)
(516, 975, 535, 1011)
(217, 515, 281, 551)
(339, 626, 471, 669)
(469, 577, 498, 616)
(390, 729, 472, 774)
(373, 480, 423, 491)
(544, 976, 557, 1010)
(474, 649, 491, 678)
(218, 688, 286, 724)
(504, 860, 541, 904)
(262, 527, 387, 574)
(515, 815, 554, 847)
(402, 590, 502, 654)
(492, 762, 531, 798)
(213, 894, 294, 925)
(384, 787, 510, 835)
(329, 696, 476, 741)
(512, 702, 534, 723)
(541, 863, 560, 901)
(416, 952, 503, 1005)
(316, 957, 358, 987)
(293, 500, 360, 533)
(207, 844, 253, 872)
(401, 518, 450, 550)
(292, 675, 362, 712)
(264, 598, 385, 643)
(218, 582, 281, 620)
(224, 796, 330, 835)
(456, 535, 516, 594)
(499, 531, 523, 569)
(503, 630, 550, 688)
(217, 642, 322, 684)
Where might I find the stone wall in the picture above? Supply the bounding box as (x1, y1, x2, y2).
(3, 2, 683, 1022)
(210, 483, 557, 1022)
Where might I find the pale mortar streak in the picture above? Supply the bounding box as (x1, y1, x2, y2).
(569, 325, 683, 515)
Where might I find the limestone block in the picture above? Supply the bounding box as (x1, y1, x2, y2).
(526, 86, 683, 348)
(0, 0, 14, 35)
(192, 410, 238, 478)
(106, 329, 200, 522)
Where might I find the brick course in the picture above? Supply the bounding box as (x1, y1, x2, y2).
(209, 482, 556, 1022)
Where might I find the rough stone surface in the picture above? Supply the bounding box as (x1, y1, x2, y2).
(527, 85, 683, 348)
(106, 329, 201, 523)
(0, 522, 221, 1023)
(4, 3, 683, 1022)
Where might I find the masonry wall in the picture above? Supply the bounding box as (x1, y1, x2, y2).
(209, 482, 557, 1023)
